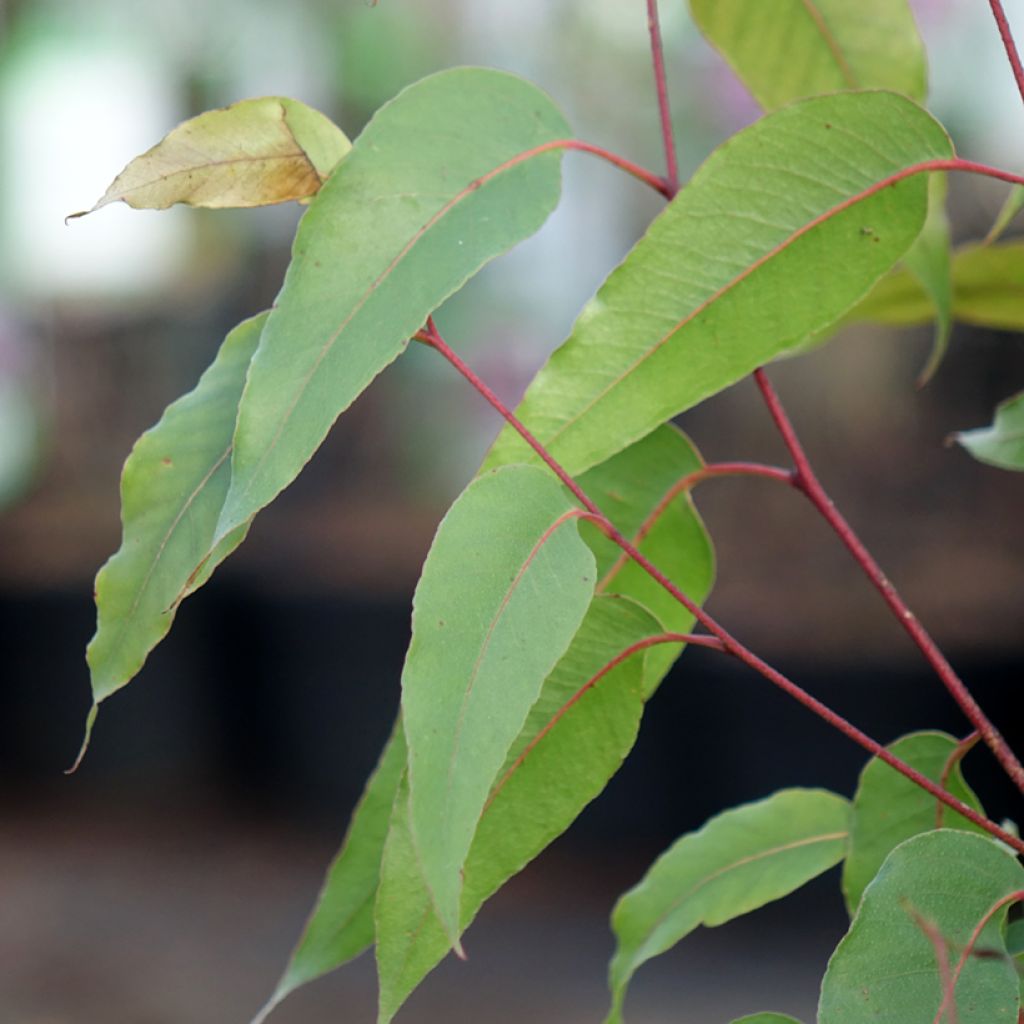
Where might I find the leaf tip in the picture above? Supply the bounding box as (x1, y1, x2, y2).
(65, 702, 99, 774)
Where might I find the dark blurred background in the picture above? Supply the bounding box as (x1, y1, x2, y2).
(1, 1, 1022, 1021)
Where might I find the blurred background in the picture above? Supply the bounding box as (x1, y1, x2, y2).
(1, 0, 1023, 1021)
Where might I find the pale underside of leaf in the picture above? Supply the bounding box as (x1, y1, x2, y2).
(956, 390, 1024, 472)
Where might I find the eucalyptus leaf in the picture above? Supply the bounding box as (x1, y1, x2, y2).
(377, 595, 660, 1024)
(730, 1016, 804, 1024)
(842, 730, 986, 916)
(401, 464, 596, 947)
(985, 185, 1024, 244)
(485, 91, 952, 478)
(70, 97, 350, 216)
(606, 789, 850, 1024)
(820, 830, 1024, 1023)
(84, 312, 266, 733)
(213, 68, 570, 545)
(689, 0, 926, 111)
(956, 391, 1024, 472)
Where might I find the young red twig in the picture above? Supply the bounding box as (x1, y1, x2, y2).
(987, 0, 1024, 110)
(645, 0, 679, 197)
(418, 320, 1024, 857)
(905, 906, 958, 1024)
(754, 368, 1024, 797)
(936, 731, 982, 829)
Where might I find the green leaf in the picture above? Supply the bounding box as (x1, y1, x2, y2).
(578, 425, 715, 691)
(252, 721, 407, 1024)
(842, 731, 986, 917)
(70, 98, 350, 216)
(904, 174, 952, 385)
(730, 1016, 804, 1024)
(689, 0, 926, 111)
(213, 68, 570, 543)
(820, 830, 1024, 1024)
(606, 789, 850, 1024)
(401, 464, 595, 947)
(484, 92, 952, 478)
(377, 595, 660, 1024)
(956, 391, 1024, 472)
(984, 185, 1024, 244)
(85, 312, 266, 722)
(1008, 918, 1024, 958)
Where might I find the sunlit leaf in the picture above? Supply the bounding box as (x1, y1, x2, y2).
(984, 185, 1024, 244)
(401, 465, 595, 947)
(956, 391, 1024, 472)
(84, 313, 266, 741)
(252, 722, 406, 1024)
(690, 0, 926, 111)
(70, 97, 350, 216)
(841, 731, 986, 916)
(377, 595, 659, 1023)
(606, 789, 850, 1024)
(213, 68, 569, 544)
(820, 830, 1024, 1023)
(485, 92, 952, 477)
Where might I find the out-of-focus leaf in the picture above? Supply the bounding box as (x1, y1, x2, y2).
(956, 391, 1024, 472)
(484, 92, 952, 478)
(730, 1016, 804, 1024)
(841, 731, 985, 917)
(605, 789, 850, 1024)
(251, 722, 406, 1024)
(83, 313, 266, 744)
(689, 0, 926, 111)
(70, 98, 350, 216)
(377, 595, 659, 1024)
(820, 830, 1024, 1023)
(401, 465, 595, 947)
(984, 185, 1024, 244)
(213, 68, 569, 544)
(578, 425, 715, 691)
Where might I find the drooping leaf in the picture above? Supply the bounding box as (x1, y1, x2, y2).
(689, 0, 926, 111)
(70, 98, 350, 216)
(904, 174, 952, 385)
(577, 425, 715, 691)
(84, 312, 266, 730)
(401, 464, 595, 947)
(606, 789, 850, 1024)
(484, 92, 952, 478)
(252, 721, 407, 1024)
(730, 1016, 804, 1024)
(377, 594, 659, 1023)
(841, 731, 986, 917)
(956, 392, 1024, 472)
(985, 185, 1024, 244)
(213, 68, 570, 544)
(820, 830, 1024, 1024)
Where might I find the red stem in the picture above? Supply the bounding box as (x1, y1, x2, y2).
(936, 731, 981, 829)
(418, 321, 1024, 857)
(987, 0, 1024, 110)
(754, 368, 1024, 797)
(645, 0, 679, 197)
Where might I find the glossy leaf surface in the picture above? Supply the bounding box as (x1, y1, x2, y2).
(87, 313, 266, 711)
(377, 596, 659, 1023)
(578, 425, 715, 690)
(485, 92, 952, 477)
(401, 465, 595, 946)
(820, 830, 1024, 1023)
(71, 97, 349, 216)
(842, 730, 986, 916)
(690, 0, 926, 111)
(956, 391, 1024, 471)
(606, 789, 850, 1024)
(214, 68, 570, 542)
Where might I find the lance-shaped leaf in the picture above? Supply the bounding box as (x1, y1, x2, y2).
(841, 731, 986, 917)
(578, 425, 715, 691)
(213, 69, 570, 544)
(985, 185, 1024, 244)
(690, 0, 926, 111)
(84, 313, 266, 740)
(251, 721, 407, 1024)
(70, 98, 350, 216)
(401, 464, 596, 947)
(378, 595, 660, 1024)
(956, 391, 1024, 472)
(820, 830, 1024, 1023)
(484, 92, 952, 478)
(606, 789, 850, 1024)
